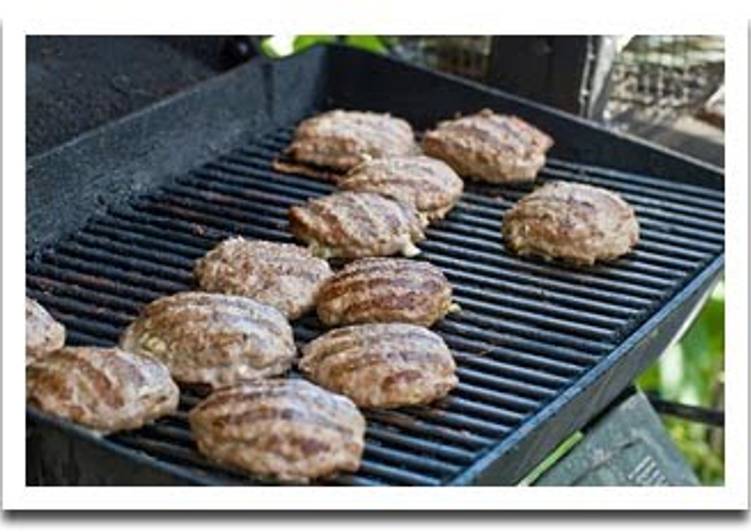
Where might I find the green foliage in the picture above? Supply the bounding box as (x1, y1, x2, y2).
(637, 280, 725, 485)
(292, 35, 338, 53)
(664, 417, 724, 484)
(518, 431, 584, 486)
(259, 38, 282, 58)
(260, 35, 389, 58)
(342, 35, 389, 54)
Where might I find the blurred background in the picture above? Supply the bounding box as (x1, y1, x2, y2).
(27, 34, 724, 485)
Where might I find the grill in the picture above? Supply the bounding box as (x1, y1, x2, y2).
(25, 44, 724, 486)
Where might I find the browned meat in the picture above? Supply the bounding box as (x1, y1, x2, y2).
(26, 297, 65, 365)
(317, 258, 456, 327)
(283, 110, 419, 173)
(337, 155, 464, 222)
(189, 378, 365, 483)
(503, 181, 640, 265)
(422, 109, 554, 183)
(288, 191, 425, 259)
(194, 238, 332, 320)
(26, 347, 179, 434)
(300, 323, 458, 408)
(119, 292, 296, 388)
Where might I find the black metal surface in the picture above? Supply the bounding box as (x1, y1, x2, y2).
(26, 44, 725, 487)
(486, 36, 598, 116)
(26, 36, 239, 157)
(646, 393, 725, 427)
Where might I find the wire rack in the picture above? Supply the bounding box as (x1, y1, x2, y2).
(389, 36, 492, 81)
(604, 36, 724, 123)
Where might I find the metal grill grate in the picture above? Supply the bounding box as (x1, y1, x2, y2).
(26, 123, 724, 486)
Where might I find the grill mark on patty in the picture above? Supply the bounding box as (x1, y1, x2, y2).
(321, 350, 452, 383)
(125, 324, 287, 369)
(26, 297, 66, 360)
(340, 177, 448, 210)
(438, 123, 526, 155)
(320, 263, 446, 296)
(325, 258, 444, 281)
(503, 181, 638, 264)
(321, 277, 448, 315)
(192, 385, 344, 415)
(433, 112, 553, 158)
(345, 175, 447, 194)
(125, 310, 289, 357)
(310, 114, 412, 148)
(140, 293, 285, 326)
(307, 195, 368, 246)
(380, 369, 425, 390)
(291, 112, 416, 164)
(337, 288, 447, 322)
(199, 406, 356, 438)
(329, 121, 401, 149)
(302, 328, 445, 367)
(120, 296, 294, 383)
(28, 348, 169, 412)
(27, 347, 179, 433)
(133, 296, 290, 343)
(50, 350, 124, 409)
(347, 192, 391, 243)
(201, 433, 335, 461)
(104, 349, 148, 388)
(293, 192, 419, 251)
(195, 243, 330, 285)
(504, 116, 554, 151)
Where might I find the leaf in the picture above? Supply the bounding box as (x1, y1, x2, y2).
(259, 37, 281, 58)
(343, 35, 388, 54)
(636, 280, 725, 484)
(293, 35, 337, 53)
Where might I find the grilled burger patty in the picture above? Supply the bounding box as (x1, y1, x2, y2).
(300, 323, 458, 408)
(503, 181, 640, 265)
(119, 292, 296, 388)
(26, 297, 65, 366)
(189, 378, 365, 483)
(422, 109, 554, 183)
(288, 191, 425, 259)
(317, 258, 455, 327)
(337, 155, 464, 222)
(27, 347, 179, 434)
(284, 110, 419, 172)
(194, 238, 332, 320)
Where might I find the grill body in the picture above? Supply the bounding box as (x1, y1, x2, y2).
(26, 45, 724, 486)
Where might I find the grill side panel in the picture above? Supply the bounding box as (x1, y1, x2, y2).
(26, 48, 330, 252)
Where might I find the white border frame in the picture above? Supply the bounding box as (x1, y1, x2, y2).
(2, 0, 748, 511)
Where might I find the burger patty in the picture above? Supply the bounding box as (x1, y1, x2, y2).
(189, 378, 365, 483)
(194, 238, 332, 320)
(422, 109, 554, 183)
(119, 292, 296, 388)
(26, 346, 179, 434)
(502, 180, 640, 265)
(26, 297, 65, 365)
(282, 109, 420, 174)
(337, 155, 464, 222)
(288, 191, 425, 259)
(300, 323, 458, 408)
(317, 258, 456, 327)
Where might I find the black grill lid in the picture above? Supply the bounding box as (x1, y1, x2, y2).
(26, 45, 724, 486)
